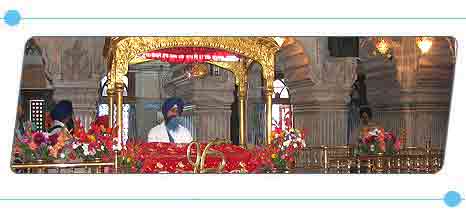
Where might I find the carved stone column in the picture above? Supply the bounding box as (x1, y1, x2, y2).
(247, 64, 265, 145)
(36, 37, 106, 130)
(290, 57, 358, 145)
(364, 37, 454, 146)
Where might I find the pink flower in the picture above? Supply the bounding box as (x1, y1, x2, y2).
(32, 132, 48, 146)
(385, 132, 393, 141)
(362, 137, 370, 145)
(394, 140, 401, 151)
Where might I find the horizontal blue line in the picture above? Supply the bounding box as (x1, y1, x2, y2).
(0, 198, 458, 201)
(5, 17, 466, 20)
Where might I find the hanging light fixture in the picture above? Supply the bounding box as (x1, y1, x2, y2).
(273, 37, 286, 47)
(375, 38, 390, 55)
(416, 37, 433, 54)
(186, 63, 208, 79)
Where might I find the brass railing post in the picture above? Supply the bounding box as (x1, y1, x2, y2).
(107, 88, 115, 128)
(323, 146, 328, 173)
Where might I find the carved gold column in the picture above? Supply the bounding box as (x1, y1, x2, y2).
(208, 60, 251, 148)
(238, 86, 247, 148)
(115, 82, 124, 143)
(265, 89, 273, 145)
(107, 88, 115, 128)
(262, 62, 275, 145)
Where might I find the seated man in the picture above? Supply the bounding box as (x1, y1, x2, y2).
(48, 100, 74, 136)
(47, 100, 74, 148)
(147, 97, 193, 143)
(351, 107, 381, 144)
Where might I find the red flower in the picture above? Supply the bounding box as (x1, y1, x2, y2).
(102, 154, 111, 162)
(93, 115, 109, 129)
(69, 152, 76, 160)
(32, 132, 47, 145)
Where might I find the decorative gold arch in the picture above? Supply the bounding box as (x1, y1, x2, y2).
(105, 36, 281, 146)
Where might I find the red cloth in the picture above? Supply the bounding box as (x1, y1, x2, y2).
(122, 142, 261, 173)
(143, 47, 238, 64)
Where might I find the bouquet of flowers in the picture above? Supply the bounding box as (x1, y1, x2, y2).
(355, 127, 402, 155)
(261, 128, 307, 170)
(71, 116, 117, 162)
(14, 122, 69, 162)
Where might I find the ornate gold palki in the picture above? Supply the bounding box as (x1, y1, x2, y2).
(104, 37, 282, 147)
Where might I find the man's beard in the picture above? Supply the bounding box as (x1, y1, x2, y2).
(165, 116, 181, 132)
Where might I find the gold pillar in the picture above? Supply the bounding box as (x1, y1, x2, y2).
(265, 89, 273, 145)
(238, 89, 247, 148)
(207, 60, 252, 148)
(107, 88, 115, 128)
(115, 82, 124, 144)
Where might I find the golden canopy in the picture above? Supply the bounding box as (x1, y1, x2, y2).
(103, 36, 283, 146)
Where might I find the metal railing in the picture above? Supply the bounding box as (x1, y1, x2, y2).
(295, 144, 444, 173)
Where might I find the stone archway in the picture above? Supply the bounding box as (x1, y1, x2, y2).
(277, 37, 314, 83)
(276, 37, 358, 146)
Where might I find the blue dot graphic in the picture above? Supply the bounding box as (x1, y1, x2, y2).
(443, 191, 462, 207)
(3, 10, 21, 26)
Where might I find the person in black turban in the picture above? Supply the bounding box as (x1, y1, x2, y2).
(147, 97, 193, 143)
(48, 100, 74, 136)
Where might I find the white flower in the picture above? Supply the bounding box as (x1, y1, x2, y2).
(82, 144, 90, 156)
(113, 143, 122, 151)
(60, 153, 65, 159)
(283, 140, 291, 147)
(369, 128, 380, 136)
(293, 143, 298, 148)
(101, 145, 105, 150)
(370, 144, 375, 152)
(72, 142, 80, 149)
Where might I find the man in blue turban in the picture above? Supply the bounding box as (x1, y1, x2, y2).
(147, 97, 193, 143)
(48, 100, 74, 136)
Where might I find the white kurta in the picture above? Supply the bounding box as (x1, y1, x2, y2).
(147, 122, 193, 143)
(48, 120, 66, 136)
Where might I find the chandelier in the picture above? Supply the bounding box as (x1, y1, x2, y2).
(375, 38, 390, 55)
(373, 37, 393, 60)
(371, 37, 434, 59)
(416, 37, 433, 54)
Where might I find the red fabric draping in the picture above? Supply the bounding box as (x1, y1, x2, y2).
(120, 142, 262, 173)
(142, 47, 239, 64)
